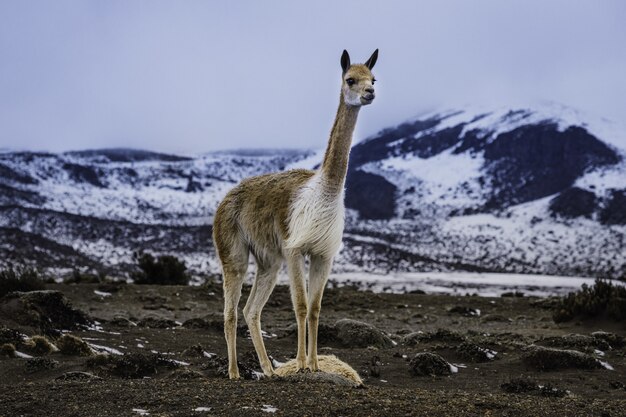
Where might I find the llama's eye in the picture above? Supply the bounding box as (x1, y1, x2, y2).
(346, 78, 355, 86)
(372, 78, 376, 85)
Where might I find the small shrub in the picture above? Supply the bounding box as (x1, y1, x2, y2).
(553, 279, 626, 322)
(0, 343, 16, 358)
(0, 268, 45, 298)
(24, 336, 58, 355)
(131, 251, 189, 285)
(56, 334, 94, 356)
(64, 270, 102, 284)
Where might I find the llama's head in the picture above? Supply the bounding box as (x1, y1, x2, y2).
(340, 49, 378, 107)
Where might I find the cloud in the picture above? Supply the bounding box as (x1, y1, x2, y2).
(0, 0, 624, 154)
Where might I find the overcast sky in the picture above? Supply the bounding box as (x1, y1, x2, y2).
(0, 1, 625, 154)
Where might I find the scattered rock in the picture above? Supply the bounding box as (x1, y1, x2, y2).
(274, 355, 363, 387)
(317, 322, 340, 344)
(136, 317, 179, 329)
(501, 291, 525, 298)
(530, 297, 561, 309)
(182, 318, 210, 329)
(448, 306, 481, 317)
(539, 334, 610, 352)
(278, 371, 360, 387)
(56, 334, 95, 356)
(181, 344, 205, 357)
(166, 368, 205, 380)
(25, 357, 59, 373)
(109, 316, 137, 328)
(181, 317, 226, 332)
(456, 342, 497, 362)
(0, 327, 25, 345)
(334, 319, 394, 349)
(501, 377, 568, 397)
(481, 314, 512, 323)
(96, 282, 124, 293)
(142, 303, 174, 311)
(501, 377, 538, 393)
(200, 354, 259, 380)
(0, 343, 16, 358)
(279, 322, 338, 343)
(137, 293, 168, 304)
(86, 353, 179, 378)
(592, 331, 625, 349)
(55, 371, 102, 381)
(367, 354, 382, 378)
(408, 352, 453, 377)
(0, 290, 91, 335)
(403, 329, 466, 345)
(522, 345, 603, 371)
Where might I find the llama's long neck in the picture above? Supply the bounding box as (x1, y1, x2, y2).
(319, 95, 360, 194)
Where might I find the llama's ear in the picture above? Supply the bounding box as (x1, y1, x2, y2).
(341, 50, 350, 74)
(365, 49, 378, 70)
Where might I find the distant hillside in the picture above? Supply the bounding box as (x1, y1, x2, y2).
(1, 104, 625, 279)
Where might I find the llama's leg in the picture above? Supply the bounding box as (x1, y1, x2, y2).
(218, 237, 249, 380)
(223, 268, 246, 379)
(285, 251, 308, 370)
(306, 254, 333, 371)
(243, 257, 281, 377)
(224, 260, 247, 379)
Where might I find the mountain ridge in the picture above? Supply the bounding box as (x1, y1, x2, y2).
(1, 104, 624, 279)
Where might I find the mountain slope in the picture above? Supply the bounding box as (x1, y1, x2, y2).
(0, 105, 625, 279)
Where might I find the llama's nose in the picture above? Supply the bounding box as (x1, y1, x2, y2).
(365, 87, 375, 94)
(363, 87, 375, 101)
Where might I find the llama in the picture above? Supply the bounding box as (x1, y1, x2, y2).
(213, 49, 378, 379)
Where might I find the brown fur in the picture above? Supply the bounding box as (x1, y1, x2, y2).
(213, 50, 377, 379)
(214, 169, 315, 261)
(274, 354, 363, 386)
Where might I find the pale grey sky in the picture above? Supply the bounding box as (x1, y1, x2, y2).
(0, 1, 625, 154)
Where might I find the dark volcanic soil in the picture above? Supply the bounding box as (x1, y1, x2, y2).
(1, 282, 625, 416)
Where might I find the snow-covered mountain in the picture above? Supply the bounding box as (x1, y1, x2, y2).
(1, 104, 625, 279)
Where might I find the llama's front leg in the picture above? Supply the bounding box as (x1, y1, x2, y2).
(307, 255, 332, 371)
(286, 252, 308, 370)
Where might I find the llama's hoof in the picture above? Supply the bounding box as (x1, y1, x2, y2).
(307, 362, 321, 372)
(296, 367, 310, 374)
(228, 373, 240, 380)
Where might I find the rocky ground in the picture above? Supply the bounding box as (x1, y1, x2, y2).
(1, 281, 625, 416)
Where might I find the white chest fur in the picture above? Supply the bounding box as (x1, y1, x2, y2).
(284, 174, 345, 258)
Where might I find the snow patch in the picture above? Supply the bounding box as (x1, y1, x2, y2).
(88, 343, 124, 355)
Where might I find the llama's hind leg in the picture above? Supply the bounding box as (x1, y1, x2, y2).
(307, 255, 332, 371)
(285, 251, 308, 370)
(218, 240, 249, 379)
(243, 256, 281, 377)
